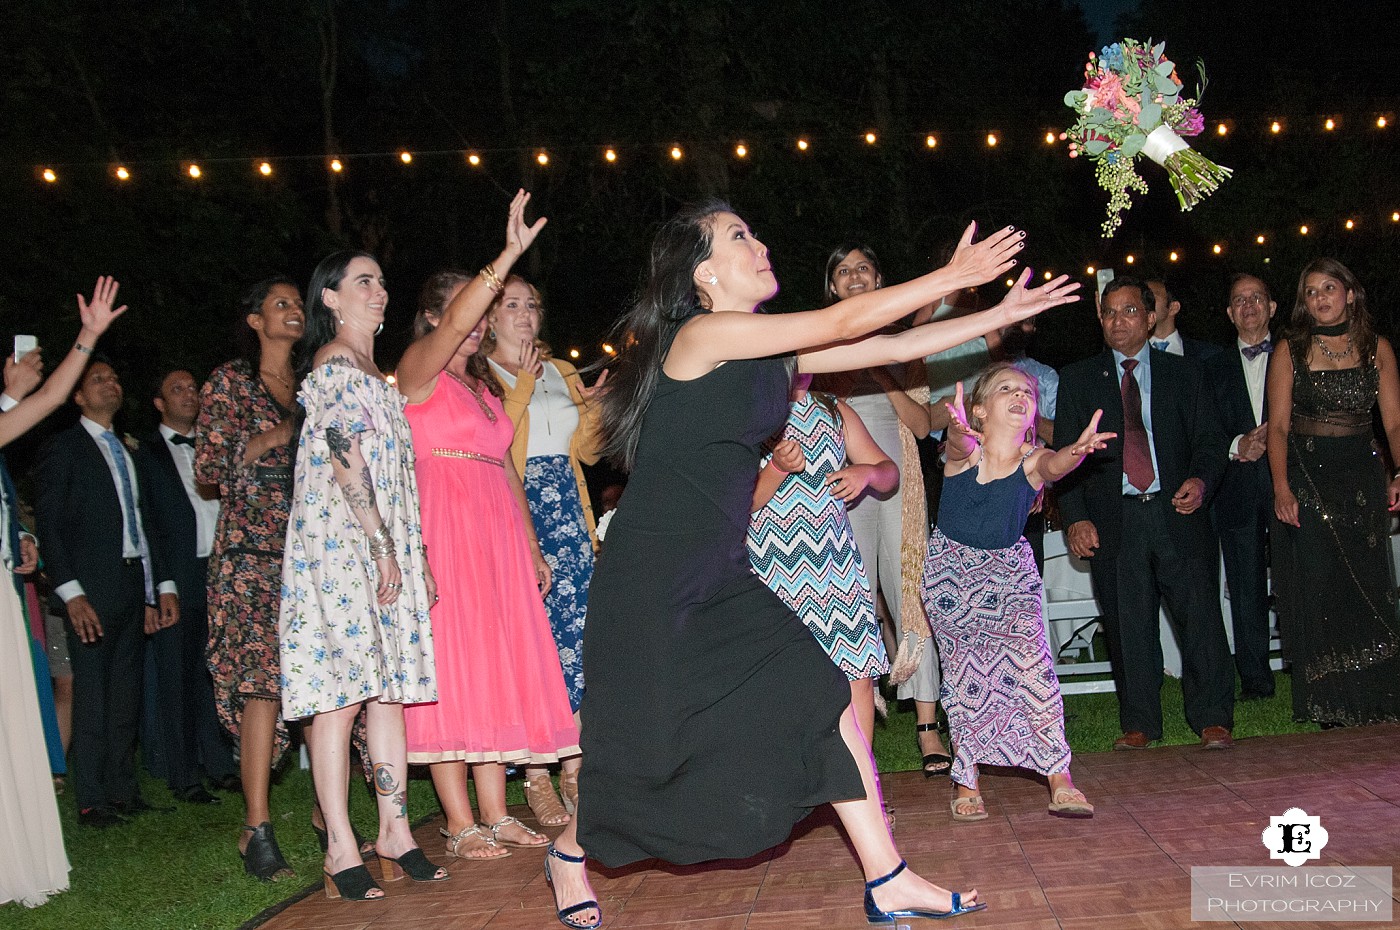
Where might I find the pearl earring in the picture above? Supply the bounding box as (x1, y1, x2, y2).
(708, 275, 718, 285)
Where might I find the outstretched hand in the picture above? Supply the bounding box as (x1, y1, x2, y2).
(945, 381, 982, 443)
(1066, 409, 1116, 457)
(77, 276, 128, 336)
(995, 268, 1081, 324)
(504, 189, 547, 257)
(944, 222, 1025, 291)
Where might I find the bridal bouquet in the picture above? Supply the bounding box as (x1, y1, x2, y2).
(1063, 38, 1232, 236)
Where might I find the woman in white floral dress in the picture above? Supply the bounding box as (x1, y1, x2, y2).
(279, 250, 443, 901)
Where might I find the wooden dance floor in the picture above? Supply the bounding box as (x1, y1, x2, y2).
(253, 725, 1400, 929)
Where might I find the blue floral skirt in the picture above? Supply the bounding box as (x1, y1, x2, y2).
(524, 455, 593, 711)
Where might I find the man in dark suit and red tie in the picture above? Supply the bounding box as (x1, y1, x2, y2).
(1056, 276, 1236, 751)
(36, 357, 178, 827)
(136, 369, 238, 803)
(1205, 274, 1279, 702)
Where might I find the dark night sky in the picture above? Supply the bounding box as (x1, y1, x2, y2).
(1073, 0, 1140, 42)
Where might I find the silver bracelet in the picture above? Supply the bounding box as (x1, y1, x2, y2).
(73, 342, 94, 356)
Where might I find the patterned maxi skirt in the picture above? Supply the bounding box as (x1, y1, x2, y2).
(921, 527, 1070, 786)
(524, 455, 593, 712)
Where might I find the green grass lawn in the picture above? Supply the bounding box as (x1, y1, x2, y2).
(5, 672, 1312, 930)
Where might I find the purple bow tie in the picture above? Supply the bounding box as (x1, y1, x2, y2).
(1241, 339, 1272, 361)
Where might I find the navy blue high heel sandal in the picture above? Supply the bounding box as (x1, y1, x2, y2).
(863, 859, 987, 923)
(543, 844, 602, 929)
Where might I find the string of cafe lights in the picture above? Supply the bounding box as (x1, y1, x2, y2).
(27, 109, 1396, 185)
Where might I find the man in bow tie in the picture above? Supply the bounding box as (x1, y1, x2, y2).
(1205, 274, 1279, 702)
(1146, 276, 1223, 361)
(135, 369, 237, 804)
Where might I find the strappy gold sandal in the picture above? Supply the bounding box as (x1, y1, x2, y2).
(439, 823, 511, 860)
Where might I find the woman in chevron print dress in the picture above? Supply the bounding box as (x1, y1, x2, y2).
(926, 363, 1113, 822)
(748, 372, 896, 742)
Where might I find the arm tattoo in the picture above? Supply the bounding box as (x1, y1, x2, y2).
(326, 427, 352, 470)
(340, 466, 375, 512)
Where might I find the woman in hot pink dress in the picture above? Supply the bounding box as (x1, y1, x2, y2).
(397, 192, 580, 861)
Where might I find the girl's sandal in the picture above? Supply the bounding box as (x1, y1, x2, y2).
(950, 795, 988, 822)
(489, 815, 550, 848)
(440, 824, 511, 860)
(1048, 786, 1095, 819)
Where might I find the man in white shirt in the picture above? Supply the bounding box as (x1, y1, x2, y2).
(136, 370, 235, 802)
(1146, 277, 1222, 361)
(1205, 274, 1278, 701)
(35, 358, 178, 826)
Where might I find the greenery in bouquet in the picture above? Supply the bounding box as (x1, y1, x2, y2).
(1063, 38, 1231, 237)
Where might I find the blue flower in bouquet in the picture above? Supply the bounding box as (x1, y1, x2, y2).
(1099, 44, 1125, 69)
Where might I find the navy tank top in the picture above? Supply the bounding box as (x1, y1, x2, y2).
(935, 449, 1039, 550)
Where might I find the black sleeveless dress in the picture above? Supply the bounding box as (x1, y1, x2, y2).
(577, 356, 863, 867)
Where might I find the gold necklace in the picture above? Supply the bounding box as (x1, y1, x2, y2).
(443, 369, 497, 423)
(261, 368, 294, 390)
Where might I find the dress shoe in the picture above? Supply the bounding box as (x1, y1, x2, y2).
(1113, 731, 1152, 750)
(78, 807, 128, 828)
(175, 785, 222, 805)
(113, 796, 174, 816)
(1200, 725, 1234, 750)
(210, 774, 243, 793)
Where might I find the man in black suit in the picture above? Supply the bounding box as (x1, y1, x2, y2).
(1206, 274, 1278, 701)
(135, 369, 236, 803)
(1056, 276, 1236, 750)
(35, 358, 179, 827)
(1146, 276, 1222, 361)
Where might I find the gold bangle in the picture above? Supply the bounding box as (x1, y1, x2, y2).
(73, 342, 94, 356)
(480, 263, 504, 294)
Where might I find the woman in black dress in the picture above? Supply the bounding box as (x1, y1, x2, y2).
(1267, 258, 1400, 726)
(543, 202, 1078, 928)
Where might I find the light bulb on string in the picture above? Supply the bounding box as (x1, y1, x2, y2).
(1325, 118, 1336, 131)
(1085, 265, 1096, 275)
(1125, 254, 1135, 264)
(1270, 120, 1282, 134)
(41, 168, 56, 183)
(467, 153, 481, 167)
(604, 148, 617, 163)
(669, 145, 683, 161)
(399, 151, 412, 164)
(796, 138, 809, 151)
(1378, 116, 1389, 129)
(1044, 131, 1056, 144)
(925, 134, 937, 148)
(569, 348, 580, 359)
(986, 133, 998, 147)
(258, 161, 273, 177)
(537, 151, 549, 166)
(1299, 224, 1309, 235)
(864, 132, 877, 145)
(1169, 251, 1179, 262)
(115, 166, 130, 181)
(1213, 244, 1223, 255)
(734, 143, 748, 158)
(1256, 234, 1266, 245)
(187, 164, 202, 179)
(330, 158, 344, 173)
(1345, 219, 1355, 230)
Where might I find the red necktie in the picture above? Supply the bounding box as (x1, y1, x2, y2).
(1120, 359, 1155, 493)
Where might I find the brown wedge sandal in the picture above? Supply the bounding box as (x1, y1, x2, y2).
(526, 773, 572, 827)
(950, 795, 988, 822)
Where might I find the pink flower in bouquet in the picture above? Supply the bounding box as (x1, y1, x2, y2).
(1087, 71, 1124, 110)
(1176, 107, 1205, 137)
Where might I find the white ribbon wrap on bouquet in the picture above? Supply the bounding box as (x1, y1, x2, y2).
(1141, 125, 1190, 166)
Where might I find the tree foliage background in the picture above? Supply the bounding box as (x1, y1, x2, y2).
(1, 0, 1396, 467)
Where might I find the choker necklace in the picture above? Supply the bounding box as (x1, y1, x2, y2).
(1311, 321, 1350, 337)
(443, 369, 497, 423)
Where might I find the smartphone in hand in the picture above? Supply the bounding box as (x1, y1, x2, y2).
(13, 335, 36, 363)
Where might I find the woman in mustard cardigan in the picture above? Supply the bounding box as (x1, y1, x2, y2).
(485, 275, 605, 826)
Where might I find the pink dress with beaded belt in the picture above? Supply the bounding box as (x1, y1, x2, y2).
(403, 372, 579, 763)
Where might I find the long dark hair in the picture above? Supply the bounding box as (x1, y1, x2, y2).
(823, 242, 883, 306)
(296, 250, 376, 381)
(237, 275, 299, 377)
(599, 198, 732, 471)
(1283, 258, 1374, 365)
(411, 269, 504, 399)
